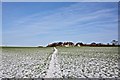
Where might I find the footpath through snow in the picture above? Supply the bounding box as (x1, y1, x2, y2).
(45, 47, 61, 78)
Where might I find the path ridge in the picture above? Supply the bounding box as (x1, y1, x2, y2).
(45, 47, 61, 78)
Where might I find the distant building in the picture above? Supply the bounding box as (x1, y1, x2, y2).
(63, 42, 74, 47)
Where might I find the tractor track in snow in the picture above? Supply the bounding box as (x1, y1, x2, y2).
(45, 47, 61, 78)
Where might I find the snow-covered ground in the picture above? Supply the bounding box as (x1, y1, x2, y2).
(1, 47, 119, 78)
(45, 47, 61, 78)
(58, 47, 119, 78)
(2, 47, 52, 78)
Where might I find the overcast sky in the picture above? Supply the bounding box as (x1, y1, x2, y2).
(2, 2, 118, 46)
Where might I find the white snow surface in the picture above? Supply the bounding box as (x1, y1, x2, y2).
(45, 47, 61, 78)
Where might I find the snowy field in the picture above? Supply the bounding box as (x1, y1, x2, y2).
(1, 47, 119, 78)
(2, 47, 53, 78)
(58, 47, 119, 78)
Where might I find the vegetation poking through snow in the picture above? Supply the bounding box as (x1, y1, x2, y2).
(1, 47, 119, 78)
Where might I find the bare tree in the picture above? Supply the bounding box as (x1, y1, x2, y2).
(111, 40, 118, 45)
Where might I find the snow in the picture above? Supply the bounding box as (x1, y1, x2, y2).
(45, 47, 61, 78)
(1, 47, 119, 78)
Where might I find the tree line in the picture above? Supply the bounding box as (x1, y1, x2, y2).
(46, 40, 119, 47)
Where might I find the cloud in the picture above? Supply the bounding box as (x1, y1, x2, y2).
(3, 3, 118, 46)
